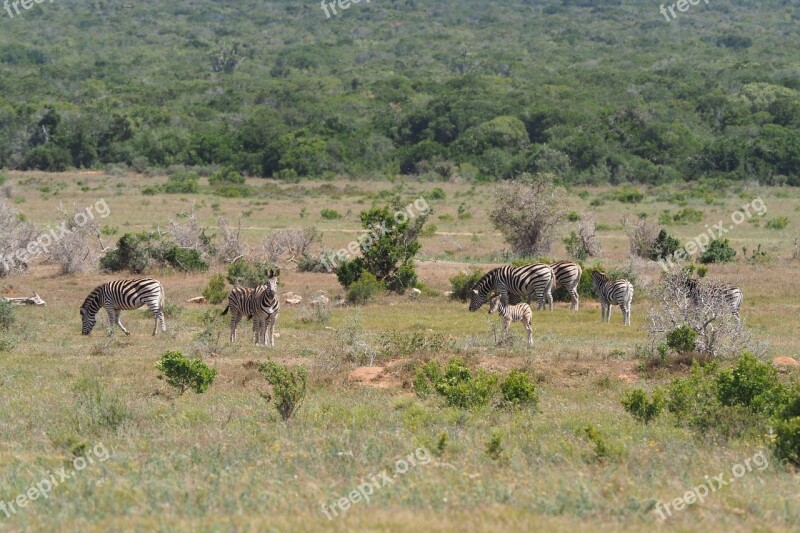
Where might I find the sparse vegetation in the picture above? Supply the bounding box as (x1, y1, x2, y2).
(156, 350, 217, 395)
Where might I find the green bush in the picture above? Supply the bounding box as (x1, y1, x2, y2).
(259, 361, 307, 421)
(413, 359, 443, 399)
(607, 185, 644, 203)
(648, 229, 682, 260)
(346, 272, 385, 304)
(500, 370, 539, 407)
(335, 258, 365, 288)
(156, 351, 216, 395)
(202, 274, 228, 304)
(583, 423, 622, 461)
(209, 166, 245, 186)
(320, 208, 342, 220)
(666, 326, 697, 354)
(699, 239, 736, 264)
(226, 259, 275, 288)
(0, 299, 15, 331)
(449, 269, 484, 302)
(765, 216, 789, 230)
(429, 187, 446, 200)
(774, 417, 800, 465)
(162, 172, 200, 194)
(621, 388, 665, 424)
(435, 358, 498, 409)
(99, 232, 208, 273)
(716, 352, 788, 416)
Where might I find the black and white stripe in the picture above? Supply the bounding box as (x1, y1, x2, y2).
(80, 278, 166, 335)
(590, 270, 634, 326)
(549, 261, 583, 310)
(685, 278, 743, 322)
(488, 295, 533, 345)
(469, 264, 554, 312)
(222, 269, 280, 346)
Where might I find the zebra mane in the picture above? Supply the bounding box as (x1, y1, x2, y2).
(592, 270, 609, 281)
(80, 285, 103, 314)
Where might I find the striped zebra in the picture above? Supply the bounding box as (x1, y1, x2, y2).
(80, 278, 166, 335)
(469, 264, 554, 312)
(488, 295, 533, 345)
(222, 269, 280, 346)
(549, 261, 583, 310)
(685, 277, 743, 322)
(590, 270, 634, 326)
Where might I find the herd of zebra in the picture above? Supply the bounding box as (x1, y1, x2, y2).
(76, 262, 742, 346)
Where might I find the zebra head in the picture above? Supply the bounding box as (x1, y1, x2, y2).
(590, 270, 609, 294)
(469, 269, 495, 312)
(487, 295, 501, 314)
(80, 306, 96, 335)
(265, 269, 279, 295)
(80, 288, 101, 335)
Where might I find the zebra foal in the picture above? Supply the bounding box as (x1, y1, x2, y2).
(222, 269, 280, 346)
(488, 295, 533, 345)
(80, 278, 166, 335)
(590, 270, 634, 326)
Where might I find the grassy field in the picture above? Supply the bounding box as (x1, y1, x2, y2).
(1, 171, 799, 532)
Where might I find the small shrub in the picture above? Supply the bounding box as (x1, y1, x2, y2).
(774, 417, 800, 465)
(162, 172, 200, 194)
(449, 269, 484, 302)
(500, 370, 539, 407)
(226, 259, 275, 288)
(259, 361, 307, 421)
(156, 351, 217, 395)
(434, 358, 498, 409)
(202, 274, 228, 304)
(413, 359, 443, 399)
(607, 185, 644, 203)
(320, 208, 342, 220)
(621, 388, 665, 424)
(485, 432, 504, 461)
(766, 217, 789, 230)
(209, 166, 245, 186)
(648, 229, 682, 261)
(429, 187, 446, 200)
(666, 326, 697, 354)
(699, 239, 736, 264)
(716, 352, 787, 415)
(346, 272, 385, 304)
(583, 423, 621, 461)
(0, 299, 15, 330)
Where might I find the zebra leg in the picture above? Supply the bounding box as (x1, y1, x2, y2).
(113, 309, 130, 335)
(525, 320, 533, 346)
(547, 289, 553, 312)
(267, 317, 275, 347)
(570, 288, 579, 311)
(230, 313, 241, 343)
(150, 306, 165, 336)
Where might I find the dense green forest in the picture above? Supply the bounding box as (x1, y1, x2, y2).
(1, 0, 800, 185)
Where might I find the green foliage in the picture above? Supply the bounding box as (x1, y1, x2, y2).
(156, 351, 217, 395)
(774, 417, 800, 465)
(666, 326, 697, 354)
(716, 352, 788, 416)
(563, 231, 587, 261)
(606, 186, 644, 203)
(99, 232, 208, 273)
(699, 239, 737, 264)
(621, 388, 665, 424)
(485, 432, 505, 461)
(320, 208, 342, 220)
(648, 229, 682, 260)
(161, 172, 200, 194)
(202, 274, 227, 304)
(226, 259, 274, 288)
(346, 272, 385, 304)
(259, 361, 307, 421)
(419, 358, 499, 409)
(429, 187, 446, 200)
(208, 166, 245, 186)
(765, 216, 789, 230)
(449, 269, 485, 302)
(583, 423, 621, 461)
(335, 258, 365, 289)
(500, 370, 539, 407)
(0, 299, 15, 331)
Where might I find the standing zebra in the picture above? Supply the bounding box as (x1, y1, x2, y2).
(590, 270, 634, 326)
(222, 269, 280, 346)
(685, 277, 743, 322)
(488, 295, 533, 346)
(549, 261, 583, 310)
(469, 264, 554, 312)
(80, 278, 166, 335)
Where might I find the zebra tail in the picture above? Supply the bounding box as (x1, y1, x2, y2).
(221, 305, 229, 315)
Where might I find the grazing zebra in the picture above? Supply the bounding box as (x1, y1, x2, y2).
(590, 270, 634, 326)
(222, 269, 280, 346)
(549, 261, 583, 310)
(685, 277, 743, 322)
(468, 264, 554, 312)
(488, 295, 533, 346)
(80, 278, 166, 336)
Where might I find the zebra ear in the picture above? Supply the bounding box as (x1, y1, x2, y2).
(472, 289, 479, 294)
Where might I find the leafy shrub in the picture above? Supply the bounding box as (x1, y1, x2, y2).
(0, 299, 15, 330)
(259, 361, 307, 421)
(156, 351, 217, 395)
(449, 269, 484, 302)
(666, 325, 697, 354)
(716, 352, 787, 416)
(429, 187, 446, 200)
(100, 232, 208, 273)
(226, 259, 275, 288)
(413, 360, 443, 399)
(320, 208, 342, 220)
(607, 185, 644, 203)
(485, 432, 504, 461)
(765, 217, 789, 230)
(699, 239, 736, 264)
(648, 229, 682, 260)
(774, 417, 800, 465)
(414, 358, 498, 409)
(583, 423, 622, 461)
(500, 370, 539, 407)
(202, 274, 227, 304)
(621, 388, 665, 424)
(346, 272, 385, 304)
(209, 166, 245, 186)
(162, 172, 200, 194)
(335, 258, 365, 288)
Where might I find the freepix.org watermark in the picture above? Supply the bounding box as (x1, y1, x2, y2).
(655, 450, 769, 521)
(319, 197, 430, 273)
(0, 198, 110, 273)
(659, 0, 711, 23)
(4, 0, 57, 19)
(320, 447, 432, 520)
(321, 0, 371, 19)
(1, 442, 111, 520)
(657, 197, 766, 272)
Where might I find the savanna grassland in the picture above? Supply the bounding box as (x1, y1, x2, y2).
(0, 170, 799, 532)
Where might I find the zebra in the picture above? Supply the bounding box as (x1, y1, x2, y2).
(468, 264, 554, 312)
(590, 270, 634, 326)
(488, 295, 533, 346)
(80, 278, 166, 335)
(685, 277, 743, 322)
(549, 261, 583, 310)
(222, 269, 280, 346)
